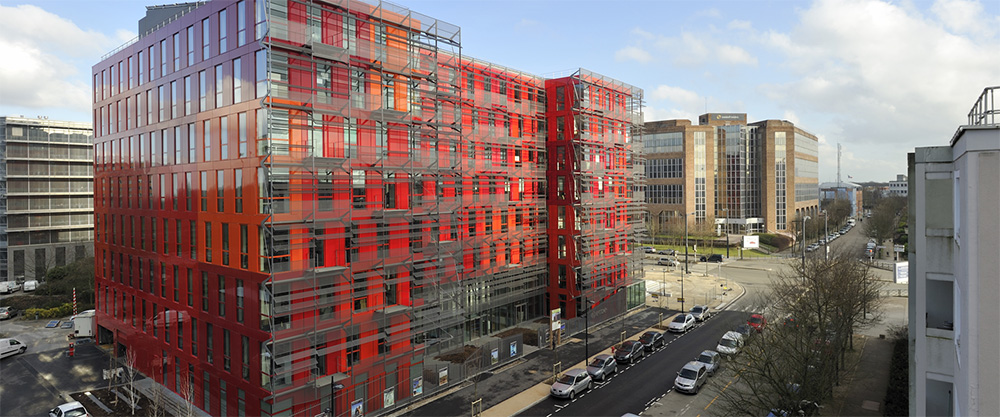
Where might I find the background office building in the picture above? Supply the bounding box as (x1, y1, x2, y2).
(643, 113, 819, 236)
(93, 1, 644, 416)
(908, 87, 999, 417)
(819, 181, 863, 218)
(888, 174, 908, 197)
(0, 116, 95, 282)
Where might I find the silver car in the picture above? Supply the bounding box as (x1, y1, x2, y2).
(695, 350, 721, 376)
(668, 314, 696, 333)
(586, 354, 617, 381)
(674, 361, 708, 394)
(689, 305, 711, 322)
(550, 368, 592, 399)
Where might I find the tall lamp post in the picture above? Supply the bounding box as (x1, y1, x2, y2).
(722, 208, 730, 258)
(821, 210, 829, 260)
(801, 215, 811, 272)
(682, 212, 695, 313)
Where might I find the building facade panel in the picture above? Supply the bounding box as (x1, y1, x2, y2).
(1, 117, 95, 282)
(95, 1, 642, 416)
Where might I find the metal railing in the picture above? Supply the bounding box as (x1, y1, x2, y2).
(968, 86, 999, 126)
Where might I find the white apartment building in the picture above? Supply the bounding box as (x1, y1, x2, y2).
(888, 174, 907, 197)
(908, 86, 999, 417)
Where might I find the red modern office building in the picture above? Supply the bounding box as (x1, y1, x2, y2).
(93, 1, 644, 415)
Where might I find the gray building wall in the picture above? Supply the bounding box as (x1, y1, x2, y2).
(909, 124, 1000, 417)
(1, 116, 94, 282)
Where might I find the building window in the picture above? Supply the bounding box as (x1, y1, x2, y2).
(202, 18, 210, 60)
(222, 222, 230, 265)
(215, 65, 224, 108)
(186, 25, 195, 65)
(203, 119, 211, 161)
(236, 279, 244, 323)
(219, 9, 228, 53)
(238, 112, 247, 157)
(220, 115, 229, 159)
(218, 275, 226, 317)
(239, 223, 248, 269)
(205, 221, 213, 262)
(233, 58, 242, 103)
(237, 1, 246, 46)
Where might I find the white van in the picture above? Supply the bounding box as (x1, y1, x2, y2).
(0, 281, 21, 294)
(716, 331, 744, 355)
(23, 280, 39, 291)
(0, 338, 27, 359)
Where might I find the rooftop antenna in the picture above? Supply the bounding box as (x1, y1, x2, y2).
(837, 143, 842, 186)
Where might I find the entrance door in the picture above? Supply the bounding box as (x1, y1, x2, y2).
(515, 303, 526, 324)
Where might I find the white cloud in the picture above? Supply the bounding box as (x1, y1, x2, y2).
(0, 4, 134, 113)
(783, 110, 799, 125)
(614, 46, 652, 63)
(717, 44, 758, 66)
(728, 20, 753, 31)
(931, 0, 998, 37)
(650, 84, 700, 105)
(759, 0, 1000, 180)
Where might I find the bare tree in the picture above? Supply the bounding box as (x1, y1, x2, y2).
(107, 348, 120, 406)
(863, 200, 898, 257)
(718, 251, 883, 416)
(123, 350, 139, 415)
(180, 370, 195, 417)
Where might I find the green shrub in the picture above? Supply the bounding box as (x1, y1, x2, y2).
(883, 326, 909, 416)
(757, 234, 792, 251)
(24, 303, 75, 320)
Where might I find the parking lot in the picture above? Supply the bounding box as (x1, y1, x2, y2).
(0, 317, 112, 417)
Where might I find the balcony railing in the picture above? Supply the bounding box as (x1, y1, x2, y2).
(968, 86, 999, 126)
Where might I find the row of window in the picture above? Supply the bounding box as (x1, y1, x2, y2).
(647, 184, 685, 205)
(95, 56, 265, 138)
(98, 214, 249, 269)
(96, 0, 263, 103)
(645, 158, 684, 179)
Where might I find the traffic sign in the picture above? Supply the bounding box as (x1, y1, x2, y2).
(676, 297, 685, 302)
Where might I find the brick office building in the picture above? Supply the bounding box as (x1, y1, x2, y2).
(92, 1, 644, 416)
(643, 113, 819, 236)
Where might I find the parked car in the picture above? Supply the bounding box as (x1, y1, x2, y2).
(0, 338, 27, 359)
(659, 249, 677, 256)
(614, 340, 645, 364)
(733, 323, 753, 338)
(748, 313, 767, 332)
(695, 350, 722, 376)
(550, 368, 592, 399)
(23, 280, 39, 291)
(0, 281, 21, 294)
(699, 254, 724, 263)
(638, 331, 664, 351)
(641, 246, 656, 253)
(674, 361, 708, 394)
(48, 401, 90, 417)
(716, 331, 744, 355)
(668, 314, 696, 333)
(689, 305, 711, 322)
(585, 354, 617, 381)
(657, 257, 679, 266)
(0, 306, 17, 320)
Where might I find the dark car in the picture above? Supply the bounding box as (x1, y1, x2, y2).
(699, 254, 724, 263)
(734, 323, 753, 338)
(638, 331, 664, 351)
(614, 340, 645, 364)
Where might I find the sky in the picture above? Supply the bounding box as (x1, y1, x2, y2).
(1, 0, 998, 183)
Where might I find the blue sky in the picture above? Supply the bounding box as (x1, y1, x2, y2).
(2, 0, 998, 183)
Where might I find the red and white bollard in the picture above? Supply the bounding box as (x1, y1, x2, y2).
(68, 342, 75, 357)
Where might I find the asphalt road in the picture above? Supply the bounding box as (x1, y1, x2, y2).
(518, 310, 748, 417)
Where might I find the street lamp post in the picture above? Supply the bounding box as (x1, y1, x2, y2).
(822, 210, 829, 260)
(722, 208, 730, 259)
(584, 296, 590, 363)
(682, 212, 694, 313)
(801, 215, 811, 272)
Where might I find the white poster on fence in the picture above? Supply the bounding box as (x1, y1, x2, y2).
(743, 235, 760, 249)
(894, 262, 908, 284)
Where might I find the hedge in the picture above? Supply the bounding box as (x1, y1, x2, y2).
(23, 303, 75, 320)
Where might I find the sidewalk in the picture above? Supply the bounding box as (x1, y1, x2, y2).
(397, 269, 747, 417)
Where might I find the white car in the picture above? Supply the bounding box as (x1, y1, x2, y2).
(668, 314, 696, 333)
(23, 280, 39, 291)
(716, 331, 745, 355)
(0, 281, 21, 294)
(0, 338, 27, 359)
(49, 401, 90, 417)
(674, 361, 708, 394)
